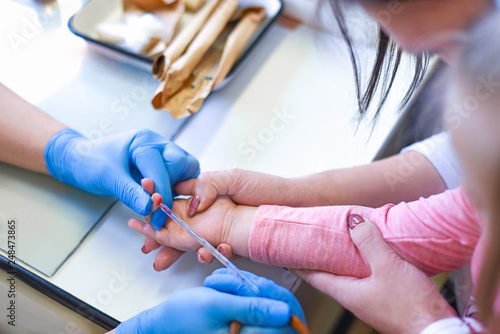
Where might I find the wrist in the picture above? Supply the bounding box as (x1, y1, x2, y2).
(44, 128, 86, 182)
(227, 205, 257, 257)
(289, 176, 322, 206)
(282, 177, 305, 206)
(411, 305, 458, 334)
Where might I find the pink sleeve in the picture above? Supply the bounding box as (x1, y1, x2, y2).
(248, 188, 482, 277)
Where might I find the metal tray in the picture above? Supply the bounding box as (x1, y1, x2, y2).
(68, 0, 282, 87)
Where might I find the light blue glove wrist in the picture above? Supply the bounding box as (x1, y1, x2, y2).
(116, 270, 303, 334)
(44, 128, 200, 227)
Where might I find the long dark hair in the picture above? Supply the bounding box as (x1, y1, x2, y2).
(327, 0, 430, 120)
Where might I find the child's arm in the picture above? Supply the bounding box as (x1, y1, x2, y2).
(245, 187, 481, 277)
(131, 187, 481, 276)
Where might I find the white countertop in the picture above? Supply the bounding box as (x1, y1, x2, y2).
(0, 0, 412, 324)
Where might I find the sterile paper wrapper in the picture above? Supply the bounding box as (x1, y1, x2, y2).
(154, 1, 185, 45)
(152, 0, 221, 80)
(153, 6, 265, 118)
(159, 0, 238, 102)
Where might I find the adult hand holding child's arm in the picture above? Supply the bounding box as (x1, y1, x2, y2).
(294, 216, 457, 334)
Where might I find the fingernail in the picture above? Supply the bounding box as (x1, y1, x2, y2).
(188, 195, 200, 217)
(347, 214, 364, 230)
(141, 245, 150, 254)
(217, 245, 226, 257)
(153, 262, 160, 272)
(198, 252, 207, 264)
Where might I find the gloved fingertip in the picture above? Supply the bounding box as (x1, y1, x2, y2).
(134, 193, 152, 216)
(164, 196, 173, 208)
(272, 301, 292, 326)
(246, 300, 291, 327)
(151, 210, 167, 230)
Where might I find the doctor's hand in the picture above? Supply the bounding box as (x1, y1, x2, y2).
(114, 269, 305, 334)
(44, 129, 199, 229)
(294, 216, 457, 334)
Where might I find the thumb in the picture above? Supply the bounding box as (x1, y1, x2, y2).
(113, 173, 152, 216)
(347, 215, 399, 274)
(292, 269, 357, 306)
(176, 173, 225, 217)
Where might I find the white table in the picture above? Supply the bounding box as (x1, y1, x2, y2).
(0, 0, 412, 329)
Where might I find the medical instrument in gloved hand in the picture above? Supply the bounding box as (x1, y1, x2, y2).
(159, 203, 311, 334)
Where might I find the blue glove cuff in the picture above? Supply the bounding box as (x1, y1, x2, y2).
(44, 128, 85, 183)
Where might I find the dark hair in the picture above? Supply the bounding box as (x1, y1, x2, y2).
(326, 0, 430, 121)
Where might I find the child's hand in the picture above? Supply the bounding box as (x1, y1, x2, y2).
(129, 179, 257, 271)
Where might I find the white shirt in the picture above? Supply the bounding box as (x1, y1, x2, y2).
(420, 317, 483, 334)
(401, 132, 463, 189)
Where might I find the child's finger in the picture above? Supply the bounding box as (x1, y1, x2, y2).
(196, 244, 236, 264)
(141, 178, 155, 195)
(128, 218, 171, 246)
(153, 246, 184, 271)
(142, 236, 161, 254)
(197, 247, 215, 264)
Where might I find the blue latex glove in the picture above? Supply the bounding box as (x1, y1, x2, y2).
(116, 269, 305, 333)
(44, 128, 199, 229)
(204, 268, 306, 325)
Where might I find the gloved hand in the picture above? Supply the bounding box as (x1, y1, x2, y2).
(44, 128, 199, 229)
(115, 269, 305, 334)
(204, 268, 306, 325)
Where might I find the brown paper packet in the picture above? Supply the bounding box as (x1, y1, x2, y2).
(158, 7, 265, 118)
(162, 48, 221, 118)
(154, 1, 185, 45)
(152, 0, 221, 80)
(212, 7, 265, 87)
(159, 0, 238, 102)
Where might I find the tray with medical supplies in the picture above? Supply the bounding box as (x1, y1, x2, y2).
(69, 0, 282, 118)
